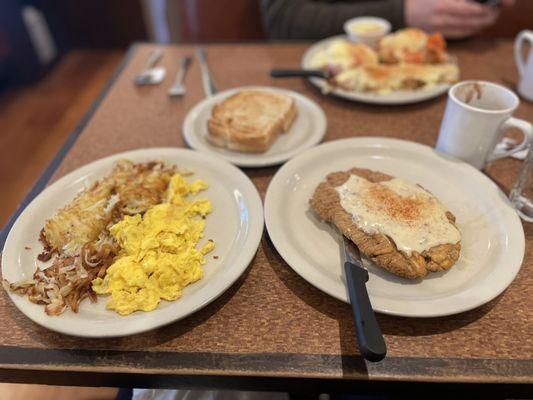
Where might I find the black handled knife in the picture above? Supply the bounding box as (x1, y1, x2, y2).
(341, 233, 387, 362)
(270, 69, 331, 79)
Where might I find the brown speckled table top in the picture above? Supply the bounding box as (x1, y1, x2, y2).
(0, 40, 531, 388)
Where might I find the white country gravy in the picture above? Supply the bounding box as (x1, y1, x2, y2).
(335, 175, 461, 255)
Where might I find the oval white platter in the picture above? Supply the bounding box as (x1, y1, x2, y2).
(301, 36, 452, 105)
(264, 137, 524, 317)
(2, 148, 264, 337)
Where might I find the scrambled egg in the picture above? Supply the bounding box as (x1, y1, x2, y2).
(92, 174, 214, 315)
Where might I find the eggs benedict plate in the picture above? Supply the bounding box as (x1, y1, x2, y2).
(1, 148, 263, 337)
(302, 29, 459, 105)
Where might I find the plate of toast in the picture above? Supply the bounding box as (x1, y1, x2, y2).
(183, 86, 327, 167)
(302, 28, 460, 105)
(264, 137, 524, 317)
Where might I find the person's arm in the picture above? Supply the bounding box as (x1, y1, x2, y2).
(405, 0, 515, 39)
(260, 0, 405, 40)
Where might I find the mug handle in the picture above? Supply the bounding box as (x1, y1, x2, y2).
(515, 30, 533, 77)
(489, 118, 533, 162)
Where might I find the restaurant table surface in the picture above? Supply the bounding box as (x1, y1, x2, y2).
(0, 39, 531, 389)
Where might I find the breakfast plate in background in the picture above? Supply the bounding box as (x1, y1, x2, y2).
(301, 35, 457, 105)
(2, 148, 264, 337)
(264, 137, 524, 318)
(183, 86, 327, 167)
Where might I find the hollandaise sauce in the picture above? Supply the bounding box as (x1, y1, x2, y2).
(335, 175, 460, 255)
(349, 21, 384, 35)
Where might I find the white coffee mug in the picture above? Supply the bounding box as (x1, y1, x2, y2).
(515, 30, 533, 102)
(436, 81, 532, 170)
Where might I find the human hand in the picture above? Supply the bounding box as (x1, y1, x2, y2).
(404, 0, 503, 39)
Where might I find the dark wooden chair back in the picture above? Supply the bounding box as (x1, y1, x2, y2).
(167, 0, 265, 42)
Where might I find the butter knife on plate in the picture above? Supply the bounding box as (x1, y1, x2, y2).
(340, 231, 387, 362)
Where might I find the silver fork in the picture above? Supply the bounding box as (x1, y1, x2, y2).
(168, 56, 192, 97)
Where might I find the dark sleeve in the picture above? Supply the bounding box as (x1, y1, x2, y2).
(260, 0, 405, 40)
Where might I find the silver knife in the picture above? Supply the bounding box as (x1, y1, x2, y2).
(168, 56, 192, 97)
(197, 47, 217, 97)
(340, 231, 387, 362)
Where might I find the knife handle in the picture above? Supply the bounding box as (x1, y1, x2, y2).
(270, 69, 327, 79)
(344, 262, 387, 362)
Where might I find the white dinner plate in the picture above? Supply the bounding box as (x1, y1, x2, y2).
(2, 148, 264, 337)
(301, 36, 452, 105)
(264, 137, 524, 318)
(183, 86, 327, 167)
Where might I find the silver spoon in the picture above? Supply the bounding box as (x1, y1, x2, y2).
(134, 49, 166, 85)
(168, 56, 192, 97)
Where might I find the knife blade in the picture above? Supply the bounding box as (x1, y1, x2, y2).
(197, 47, 217, 97)
(340, 232, 387, 362)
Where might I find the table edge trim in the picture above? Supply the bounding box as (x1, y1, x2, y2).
(0, 346, 530, 384)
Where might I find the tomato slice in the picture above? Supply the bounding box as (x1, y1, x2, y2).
(427, 33, 445, 51)
(403, 50, 425, 63)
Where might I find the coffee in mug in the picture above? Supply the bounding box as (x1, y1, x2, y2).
(436, 81, 532, 170)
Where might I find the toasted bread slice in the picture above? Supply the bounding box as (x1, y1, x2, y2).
(309, 168, 461, 279)
(207, 90, 298, 153)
